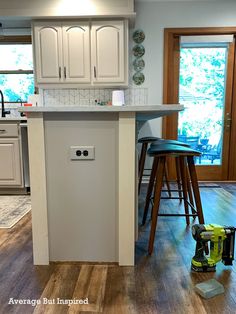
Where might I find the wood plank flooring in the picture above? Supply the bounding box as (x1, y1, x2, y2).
(0, 183, 236, 313)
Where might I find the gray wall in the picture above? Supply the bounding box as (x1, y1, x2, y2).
(134, 0, 236, 137)
(44, 112, 118, 262)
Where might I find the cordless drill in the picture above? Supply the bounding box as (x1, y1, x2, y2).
(191, 224, 236, 272)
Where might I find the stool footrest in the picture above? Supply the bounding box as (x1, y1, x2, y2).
(150, 197, 198, 213)
(160, 196, 184, 199)
(157, 213, 198, 217)
(161, 189, 183, 193)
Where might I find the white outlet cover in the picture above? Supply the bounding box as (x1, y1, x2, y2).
(70, 146, 95, 160)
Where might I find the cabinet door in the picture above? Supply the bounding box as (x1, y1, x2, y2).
(91, 21, 126, 84)
(62, 22, 90, 83)
(0, 139, 23, 186)
(34, 22, 63, 83)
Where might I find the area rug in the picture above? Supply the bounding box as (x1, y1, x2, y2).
(0, 195, 31, 228)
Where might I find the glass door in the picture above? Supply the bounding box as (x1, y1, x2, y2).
(177, 38, 234, 180)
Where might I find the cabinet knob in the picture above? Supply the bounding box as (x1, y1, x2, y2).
(64, 67, 66, 79)
(59, 67, 61, 79)
(0, 129, 6, 133)
(94, 66, 97, 78)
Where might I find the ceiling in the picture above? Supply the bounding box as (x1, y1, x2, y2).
(0, 0, 228, 28)
(136, 0, 225, 2)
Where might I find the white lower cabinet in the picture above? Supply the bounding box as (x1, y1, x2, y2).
(0, 124, 23, 187)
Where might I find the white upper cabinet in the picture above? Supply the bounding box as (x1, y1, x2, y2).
(34, 22, 63, 83)
(33, 20, 128, 86)
(33, 21, 90, 84)
(91, 21, 126, 84)
(62, 23, 90, 83)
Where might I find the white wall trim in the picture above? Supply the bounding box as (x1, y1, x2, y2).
(27, 113, 49, 265)
(118, 112, 136, 265)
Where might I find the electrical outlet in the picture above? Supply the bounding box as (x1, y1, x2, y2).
(70, 146, 95, 160)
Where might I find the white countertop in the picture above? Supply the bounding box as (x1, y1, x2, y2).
(0, 117, 27, 122)
(18, 105, 184, 121)
(18, 104, 183, 113)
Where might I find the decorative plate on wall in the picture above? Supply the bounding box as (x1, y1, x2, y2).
(133, 58, 145, 72)
(132, 44, 145, 58)
(133, 29, 145, 44)
(133, 72, 145, 85)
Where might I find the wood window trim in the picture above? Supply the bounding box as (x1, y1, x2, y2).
(0, 35, 33, 73)
(229, 52, 236, 180)
(0, 35, 31, 44)
(162, 27, 236, 180)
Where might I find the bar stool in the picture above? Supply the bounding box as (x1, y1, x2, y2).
(151, 139, 190, 147)
(138, 136, 160, 194)
(138, 137, 189, 195)
(144, 144, 205, 255)
(150, 140, 191, 205)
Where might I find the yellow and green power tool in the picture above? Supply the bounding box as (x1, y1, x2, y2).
(191, 224, 236, 272)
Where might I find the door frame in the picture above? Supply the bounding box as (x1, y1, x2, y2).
(163, 27, 236, 180)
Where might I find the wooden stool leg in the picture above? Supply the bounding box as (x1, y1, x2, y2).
(186, 167, 195, 216)
(187, 156, 205, 224)
(138, 143, 148, 195)
(164, 164, 171, 198)
(179, 156, 190, 225)
(148, 156, 166, 255)
(142, 157, 158, 225)
(175, 157, 182, 202)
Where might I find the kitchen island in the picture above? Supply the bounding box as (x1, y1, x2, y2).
(20, 105, 183, 266)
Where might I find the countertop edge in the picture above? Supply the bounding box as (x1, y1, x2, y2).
(18, 104, 184, 113)
(0, 117, 27, 122)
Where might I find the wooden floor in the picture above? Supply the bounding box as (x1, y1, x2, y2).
(1, 183, 236, 313)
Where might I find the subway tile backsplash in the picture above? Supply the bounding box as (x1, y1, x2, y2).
(42, 88, 148, 107)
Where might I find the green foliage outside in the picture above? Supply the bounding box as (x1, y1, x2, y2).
(178, 47, 226, 148)
(0, 44, 34, 102)
(0, 74, 34, 102)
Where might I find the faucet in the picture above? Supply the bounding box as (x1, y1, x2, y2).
(16, 97, 23, 107)
(0, 90, 10, 118)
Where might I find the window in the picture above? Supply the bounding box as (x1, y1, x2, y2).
(0, 36, 34, 102)
(178, 45, 227, 166)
